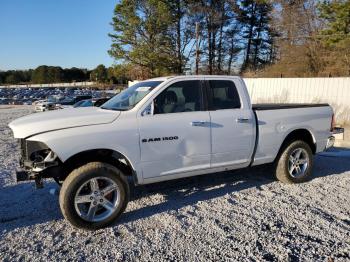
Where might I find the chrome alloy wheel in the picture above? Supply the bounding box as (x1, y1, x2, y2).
(74, 177, 120, 222)
(288, 148, 309, 178)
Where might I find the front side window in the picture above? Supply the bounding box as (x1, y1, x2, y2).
(154, 80, 202, 114)
(101, 81, 162, 111)
(209, 80, 241, 110)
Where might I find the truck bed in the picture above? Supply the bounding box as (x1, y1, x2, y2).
(251, 103, 333, 167)
(252, 103, 329, 110)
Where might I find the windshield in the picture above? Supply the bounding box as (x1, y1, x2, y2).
(101, 81, 162, 111)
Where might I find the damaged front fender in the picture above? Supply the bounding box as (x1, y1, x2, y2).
(17, 139, 62, 188)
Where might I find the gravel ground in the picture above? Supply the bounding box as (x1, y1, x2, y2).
(0, 106, 349, 261)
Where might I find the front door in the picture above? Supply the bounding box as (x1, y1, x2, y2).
(138, 79, 211, 179)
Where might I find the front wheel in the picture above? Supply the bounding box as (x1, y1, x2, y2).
(275, 140, 313, 184)
(59, 162, 129, 230)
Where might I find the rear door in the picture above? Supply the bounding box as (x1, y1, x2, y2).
(138, 79, 211, 179)
(206, 78, 255, 169)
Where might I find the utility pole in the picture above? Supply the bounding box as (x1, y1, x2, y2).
(195, 22, 200, 75)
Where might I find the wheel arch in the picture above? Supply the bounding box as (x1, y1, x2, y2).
(275, 128, 316, 161)
(60, 148, 138, 184)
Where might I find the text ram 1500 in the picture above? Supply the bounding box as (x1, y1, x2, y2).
(9, 76, 337, 230)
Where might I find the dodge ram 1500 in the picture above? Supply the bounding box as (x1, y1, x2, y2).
(9, 75, 337, 230)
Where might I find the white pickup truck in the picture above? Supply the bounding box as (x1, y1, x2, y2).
(9, 76, 336, 230)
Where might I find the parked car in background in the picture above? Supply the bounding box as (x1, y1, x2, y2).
(72, 97, 111, 108)
(74, 95, 92, 104)
(73, 99, 93, 108)
(34, 100, 56, 112)
(0, 87, 117, 105)
(93, 97, 111, 107)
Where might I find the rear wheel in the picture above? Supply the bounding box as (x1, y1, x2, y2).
(59, 162, 129, 230)
(275, 140, 313, 184)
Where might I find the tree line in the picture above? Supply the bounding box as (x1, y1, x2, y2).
(0, 65, 128, 85)
(2, 0, 348, 85)
(109, 0, 350, 78)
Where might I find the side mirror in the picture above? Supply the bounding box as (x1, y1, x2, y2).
(141, 101, 154, 116)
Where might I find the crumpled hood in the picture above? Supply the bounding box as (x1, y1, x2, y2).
(9, 107, 121, 138)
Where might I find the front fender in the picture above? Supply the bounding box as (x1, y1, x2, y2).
(28, 121, 142, 181)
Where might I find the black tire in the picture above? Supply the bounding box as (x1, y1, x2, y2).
(275, 140, 313, 184)
(59, 162, 129, 230)
(53, 177, 63, 186)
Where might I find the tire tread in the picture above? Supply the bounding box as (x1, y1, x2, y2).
(59, 162, 129, 230)
(275, 140, 313, 184)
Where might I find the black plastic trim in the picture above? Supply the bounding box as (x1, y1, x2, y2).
(252, 103, 329, 110)
(249, 110, 259, 167)
(202, 80, 212, 111)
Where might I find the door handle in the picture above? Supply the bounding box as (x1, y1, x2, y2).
(191, 121, 207, 126)
(236, 118, 250, 123)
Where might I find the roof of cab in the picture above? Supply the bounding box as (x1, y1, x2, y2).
(145, 75, 240, 82)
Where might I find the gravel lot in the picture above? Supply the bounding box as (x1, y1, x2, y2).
(0, 106, 349, 261)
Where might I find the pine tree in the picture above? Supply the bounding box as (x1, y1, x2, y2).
(318, 0, 350, 46)
(234, 0, 274, 72)
(166, 0, 194, 74)
(319, 0, 350, 75)
(109, 0, 175, 77)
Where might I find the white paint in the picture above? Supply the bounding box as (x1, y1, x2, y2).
(253, 106, 333, 166)
(9, 76, 333, 185)
(9, 107, 120, 138)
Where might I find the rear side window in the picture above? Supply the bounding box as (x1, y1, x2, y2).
(208, 80, 241, 110)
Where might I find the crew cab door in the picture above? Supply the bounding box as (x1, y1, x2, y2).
(206, 78, 256, 169)
(138, 79, 211, 180)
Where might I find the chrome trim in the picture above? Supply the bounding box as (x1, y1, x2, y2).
(236, 118, 250, 123)
(191, 121, 207, 126)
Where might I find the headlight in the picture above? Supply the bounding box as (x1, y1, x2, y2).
(30, 149, 51, 162)
(20, 140, 58, 171)
(21, 140, 50, 161)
